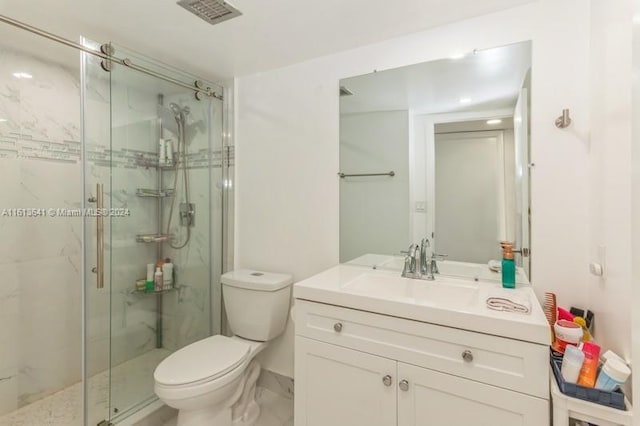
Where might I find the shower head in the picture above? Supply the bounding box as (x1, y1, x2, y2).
(158, 103, 187, 136)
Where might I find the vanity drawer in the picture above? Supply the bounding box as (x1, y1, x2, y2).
(295, 300, 548, 399)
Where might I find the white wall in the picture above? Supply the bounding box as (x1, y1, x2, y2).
(587, 0, 634, 375)
(236, 0, 608, 379)
(339, 111, 410, 262)
(633, 0, 640, 416)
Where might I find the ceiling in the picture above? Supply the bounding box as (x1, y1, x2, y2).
(340, 41, 531, 115)
(0, 0, 535, 81)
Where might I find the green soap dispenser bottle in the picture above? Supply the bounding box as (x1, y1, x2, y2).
(500, 242, 516, 289)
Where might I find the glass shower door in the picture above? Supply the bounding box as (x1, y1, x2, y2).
(81, 37, 114, 426)
(83, 40, 223, 425)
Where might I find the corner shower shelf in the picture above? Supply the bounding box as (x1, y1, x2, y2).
(136, 233, 173, 243)
(130, 286, 180, 296)
(157, 162, 177, 170)
(136, 188, 174, 198)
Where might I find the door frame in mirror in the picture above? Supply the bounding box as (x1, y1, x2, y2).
(411, 108, 523, 264)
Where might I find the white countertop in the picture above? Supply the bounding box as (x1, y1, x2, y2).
(294, 263, 550, 345)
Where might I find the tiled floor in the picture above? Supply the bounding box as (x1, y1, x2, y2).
(0, 349, 170, 426)
(0, 351, 293, 426)
(162, 387, 294, 426)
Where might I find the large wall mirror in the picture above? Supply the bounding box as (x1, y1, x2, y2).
(339, 41, 532, 282)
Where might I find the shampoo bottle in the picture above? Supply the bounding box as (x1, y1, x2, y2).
(577, 341, 601, 388)
(162, 259, 173, 290)
(145, 263, 155, 293)
(501, 242, 516, 289)
(154, 267, 163, 292)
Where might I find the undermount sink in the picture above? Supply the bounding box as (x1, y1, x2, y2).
(342, 273, 479, 310)
(378, 256, 405, 270)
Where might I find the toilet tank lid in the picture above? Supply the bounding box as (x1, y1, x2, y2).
(221, 269, 293, 291)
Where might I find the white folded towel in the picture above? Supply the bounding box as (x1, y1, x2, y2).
(486, 288, 531, 314)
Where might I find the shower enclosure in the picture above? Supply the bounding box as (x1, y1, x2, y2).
(0, 16, 231, 426)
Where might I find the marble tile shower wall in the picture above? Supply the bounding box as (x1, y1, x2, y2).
(161, 92, 222, 351)
(0, 46, 84, 416)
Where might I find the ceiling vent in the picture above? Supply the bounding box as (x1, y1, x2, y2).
(177, 0, 242, 26)
(339, 86, 354, 97)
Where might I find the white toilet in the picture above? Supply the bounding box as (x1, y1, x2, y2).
(154, 269, 293, 426)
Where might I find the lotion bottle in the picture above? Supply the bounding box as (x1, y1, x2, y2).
(577, 342, 601, 388)
(501, 242, 516, 288)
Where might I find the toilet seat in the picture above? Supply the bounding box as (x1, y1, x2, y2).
(155, 335, 251, 387)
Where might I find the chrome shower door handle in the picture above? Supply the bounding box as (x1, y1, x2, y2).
(95, 183, 104, 289)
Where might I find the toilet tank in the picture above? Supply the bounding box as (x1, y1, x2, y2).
(221, 269, 293, 341)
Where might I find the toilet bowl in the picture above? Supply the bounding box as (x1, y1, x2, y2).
(154, 269, 293, 426)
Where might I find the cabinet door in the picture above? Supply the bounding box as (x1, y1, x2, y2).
(295, 337, 397, 426)
(397, 363, 549, 426)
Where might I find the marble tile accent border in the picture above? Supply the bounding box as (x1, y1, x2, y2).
(0, 134, 80, 163)
(0, 133, 226, 169)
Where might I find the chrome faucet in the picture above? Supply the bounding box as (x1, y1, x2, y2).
(401, 238, 447, 280)
(419, 238, 429, 276)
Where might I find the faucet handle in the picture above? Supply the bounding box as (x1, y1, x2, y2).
(401, 256, 412, 277)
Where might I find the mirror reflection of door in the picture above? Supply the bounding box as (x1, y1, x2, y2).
(433, 128, 511, 264)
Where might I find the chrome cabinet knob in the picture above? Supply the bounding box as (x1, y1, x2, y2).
(333, 322, 343, 332)
(399, 380, 409, 391)
(462, 350, 474, 362)
(382, 375, 392, 387)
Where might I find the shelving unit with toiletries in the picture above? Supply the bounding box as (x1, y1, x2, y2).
(132, 131, 184, 349)
(546, 296, 634, 425)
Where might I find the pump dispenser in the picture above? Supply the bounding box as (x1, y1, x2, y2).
(500, 241, 516, 289)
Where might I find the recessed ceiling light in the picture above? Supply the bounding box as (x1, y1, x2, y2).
(12, 72, 33, 79)
(459, 98, 472, 104)
(487, 119, 502, 125)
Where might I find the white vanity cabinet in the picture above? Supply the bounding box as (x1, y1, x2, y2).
(294, 299, 550, 426)
(296, 337, 397, 426)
